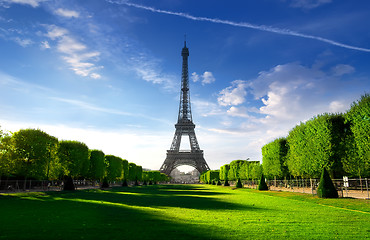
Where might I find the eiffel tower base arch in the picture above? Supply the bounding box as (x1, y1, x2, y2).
(160, 150, 210, 176)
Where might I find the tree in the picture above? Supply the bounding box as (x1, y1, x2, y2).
(128, 162, 137, 181)
(88, 150, 105, 181)
(262, 138, 288, 179)
(122, 159, 129, 180)
(121, 159, 129, 186)
(58, 140, 89, 190)
(220, 164, 230, 182)
(249, 161, 262, 180)
(344, 94, 370, 178)
(0, 135, 14, 177)
(228, 160, 248, 181)
(159, 172, 170, 182)
(136, 165, 143, 182)
(105, 155, 123, 181)
(205, 170, 219, 184)
(286, 114, 347, 178)
(10, 129, 59, 180)
(317, 168, 338, 198)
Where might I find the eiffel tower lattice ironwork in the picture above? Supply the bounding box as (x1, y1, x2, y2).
(160, 41, 210, 176)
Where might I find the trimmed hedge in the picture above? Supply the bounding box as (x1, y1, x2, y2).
(258, 174, 268, 191)
(262, 138, 288, 179)
(317, 168, 338, 198)
(236, 178, 243, 188)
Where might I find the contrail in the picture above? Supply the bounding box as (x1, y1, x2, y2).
(107, 0, 370, 53)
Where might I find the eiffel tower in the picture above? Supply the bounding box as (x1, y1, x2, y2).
(160, 41, 210, 176)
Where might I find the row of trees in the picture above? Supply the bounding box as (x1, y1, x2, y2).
(262, 94, 370, 179)
(200, 160, 262, 184)
(142, 170, 170, 184)
(0, 128, 169, 185)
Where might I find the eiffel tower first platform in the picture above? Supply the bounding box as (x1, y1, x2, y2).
(159, 41, 210, 176)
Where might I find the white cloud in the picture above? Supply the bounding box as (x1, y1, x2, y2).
(45, 25, 68, 39)
(192, 71, 215, 85)
(290, 0, 332, 9)
(329, 101, 346, 113)
(130, 55, 177, 91)
(1, 0, 46, 8)
(201, 71, 215, 85)
(192, 99, 223, 117)
(57, 36, 86, 54)
(12, 37, 33, 47)
(331, 64, 355, 76)
(191, 72, 199, 82)
(90, 73, 101, 79)
(217, 80, 248, 106)
(55, 8, 80, 18)
(44, 25, 103, 79)
(205, 62, 367, 165)
(40, 40, 50, 49)
(227, 106, 249, 118)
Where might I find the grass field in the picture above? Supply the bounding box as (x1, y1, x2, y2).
(0, 184, 369, 239)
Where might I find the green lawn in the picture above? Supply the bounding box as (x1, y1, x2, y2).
(0, 184, 369, 239)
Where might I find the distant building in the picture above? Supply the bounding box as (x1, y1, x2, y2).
(170, 168, 200, 183)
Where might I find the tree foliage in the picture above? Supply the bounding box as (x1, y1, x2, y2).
(228, 160, 247, 181)
(143, 170, 168, 184)
(58, 140, 89, 178)
(88, 150, 105, 181)
(219, 164, 229, 181)
(122, 159, 129, 180)
(262, 138, 288, 179)
(286, 113, 347, 178)
(7, 129, 59, 180)
(105, 155, 123, 181)
(344, 94, 370, 178)
(128, 162, 142, 181)
(0, 126, 146, 183)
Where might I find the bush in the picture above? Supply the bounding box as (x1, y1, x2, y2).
(122, 179, 128, 187)
(63, 176, 75, 191)
(317, 168, 338, 198)
(212, 180, 216, 185)
(224, 179, 230, 186)
(217, 180, 222, 186)
(236, 178, 243, 188)
(101, 177, 109, 188)
(258, 174, 268, 190)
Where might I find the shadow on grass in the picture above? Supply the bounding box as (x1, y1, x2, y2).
(58, 184, 260, 211)
(0, 185, 266, 239)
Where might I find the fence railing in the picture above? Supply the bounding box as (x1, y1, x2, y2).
(239, 178, 369, 199)
(0, 179, 169, 193)
(0, 179, 101, 192)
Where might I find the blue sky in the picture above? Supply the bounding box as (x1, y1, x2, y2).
(1, 0, 369, 172)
